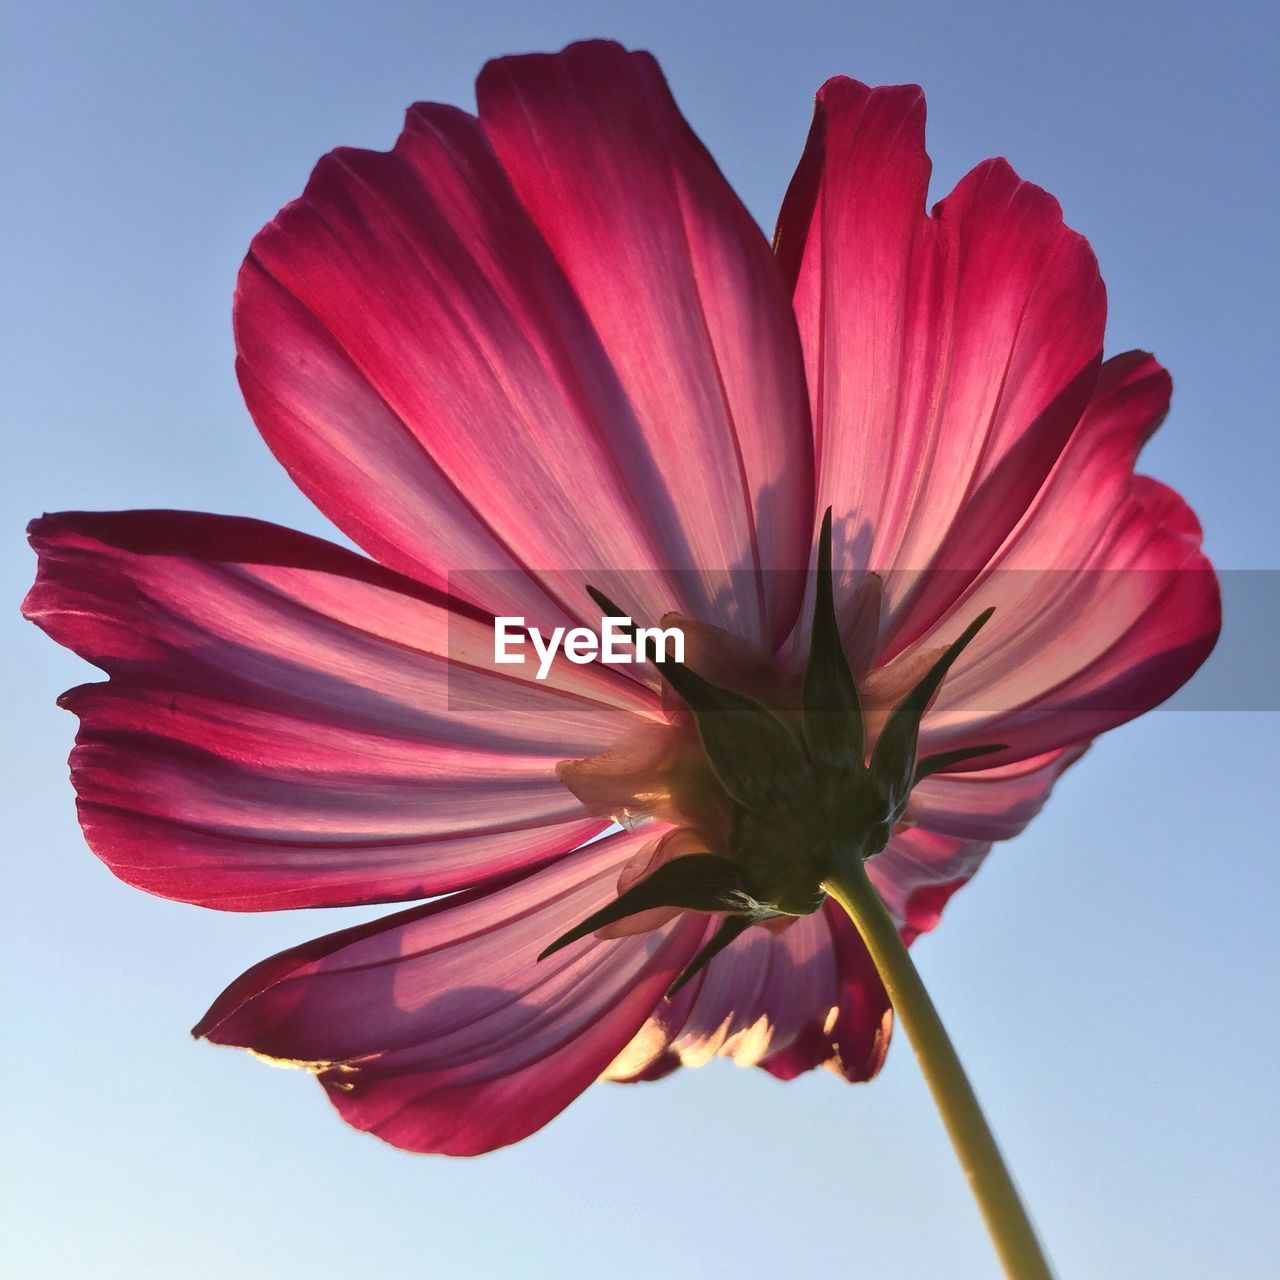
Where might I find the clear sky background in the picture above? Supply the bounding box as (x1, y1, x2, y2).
(4, 2, 1277, 1277)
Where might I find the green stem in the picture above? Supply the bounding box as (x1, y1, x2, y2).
(823, 860, 1054, 1280)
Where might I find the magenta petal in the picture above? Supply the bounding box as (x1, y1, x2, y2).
(865, 827, 993, 936)
(908, 747, 1085, 842)
(761, 899, 894, 1082)
(22, 45, 1225, 1161)
(907, 352, 1220, 763)
(605, 901, 891, 1084)
(478, 41, 814, 642)
(194, 829, 704, 1154)
(24, 511, 657, 908)
(237, 39, 813, 645)
(777, 78, 1106, 644)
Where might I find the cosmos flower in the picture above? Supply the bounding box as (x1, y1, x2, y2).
(24, 40, 1218, 1156)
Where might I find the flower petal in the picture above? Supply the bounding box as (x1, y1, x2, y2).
(603, 901, 891, 1084)
(24, 511, 657, 908)
(831, 757, 1082, 947)
(776, 78, 1106, 646)
(760, 901, 894, 1082)
(907, 352, 1220, 762)
(194, 828, 704, 1155)
(865, 827, 993, 941)
(478, 41, 814, 642)
(237, 39, 812, 646)
(838, 358, 1215, 936)
(907, 747, 1085, 842)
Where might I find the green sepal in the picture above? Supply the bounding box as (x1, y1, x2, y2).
(586, 586, 807, 811)
(585, 587, 639, 639)
(802, 508, 866, 771)
(665, 913, 762, 998)
(870, 608, 995, 813)
(537, 853, 759, 961)
(912, 743, 1008, 784)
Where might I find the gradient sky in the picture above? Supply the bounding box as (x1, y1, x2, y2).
(5, 2, 1277, 1277)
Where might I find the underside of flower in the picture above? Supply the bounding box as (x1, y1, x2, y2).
(545, 510, 1003, 990)
(21, 39, 1220, 1159)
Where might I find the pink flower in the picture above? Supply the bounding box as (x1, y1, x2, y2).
(24, 40, 1218, 1155)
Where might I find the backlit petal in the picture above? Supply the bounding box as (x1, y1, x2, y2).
(237, 40, 812, 646)
(195, 829, 704, 1154)
(776, 78, 1106, 647)
(24, 511, 657, 908)
(908, 747, 1085, 842)
(604, 900, 891, 1084)
(866, 826, 993, 941)
(907, 352, 1220, 762)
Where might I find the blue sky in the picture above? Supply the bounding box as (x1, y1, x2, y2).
(4, 1, 1277, 1276)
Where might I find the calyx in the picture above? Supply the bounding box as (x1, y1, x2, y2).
(540, 510, 1001, 996)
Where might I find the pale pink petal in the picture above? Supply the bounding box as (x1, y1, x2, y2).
(555, 720, 682, 830)
(776, 78, 1106, 647)
(238, 39, 812, 646)
(194, 829, 705, 1155)
(24, 511, 659, 908)
(904, 352, 1220, 763)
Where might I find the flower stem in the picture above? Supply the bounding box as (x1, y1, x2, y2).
(823, 860, 1054, 1280)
